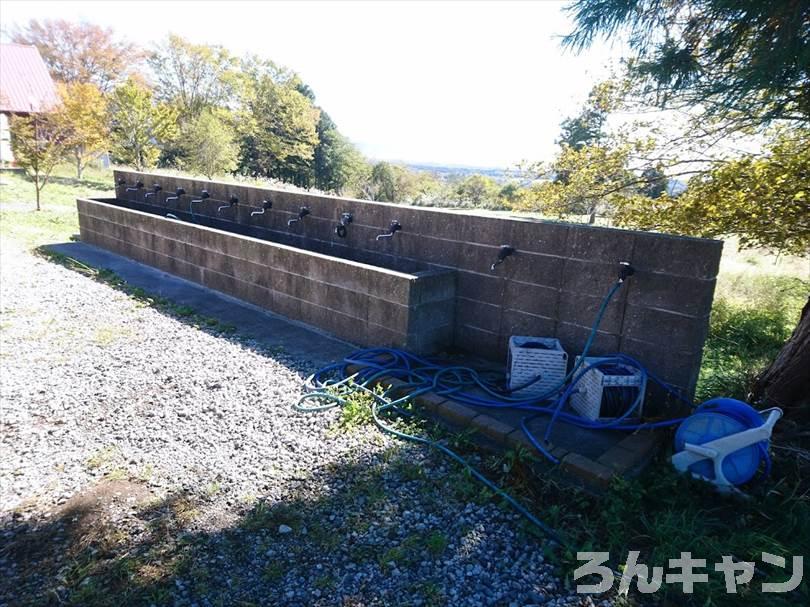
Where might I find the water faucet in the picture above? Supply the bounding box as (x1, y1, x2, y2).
(288, 206, 310, 226)
(251, 199, 273, 217)
(191, 190, 210, 205)
(490, 245, 515, 272)
(143, 184, 162, 200)
(335, 212, 353, 238)
(189, 189, 210, 217)
(125, 180, 144, 193)
(376, 220, 402, 240)
(217, 194, 239, 214)
(165, 187, 186, 203)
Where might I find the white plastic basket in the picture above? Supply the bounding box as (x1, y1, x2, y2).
(507, 336, 568, 398)
(570, 356, 646, 421)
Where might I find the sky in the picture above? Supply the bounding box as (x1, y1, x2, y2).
(0, 0, 626, 169)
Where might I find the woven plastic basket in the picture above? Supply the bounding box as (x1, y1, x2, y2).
(507, 336, 568, 398)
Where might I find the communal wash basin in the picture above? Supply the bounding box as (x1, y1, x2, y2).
(76, 197, 456, 354)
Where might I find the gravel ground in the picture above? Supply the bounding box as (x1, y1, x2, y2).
(0, 241, 601, 606)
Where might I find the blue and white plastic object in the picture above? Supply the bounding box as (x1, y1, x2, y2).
(671, 398, 782, 490)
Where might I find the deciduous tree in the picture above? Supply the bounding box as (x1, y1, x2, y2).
(149, 34, 238, 120)
(237, 61, 320, 185)
(313, 113, 367, 194)
(612, 129, 810, 256)
(57, 82, 108, 179)
(454, 174, 500, 207)
(181, 110, 238, 179)
(108, 79, 178, 171)
(10, 112, 70, 210)
(12, 19, 139, 92)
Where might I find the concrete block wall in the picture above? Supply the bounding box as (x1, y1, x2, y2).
(112, 170, 723, 404)
(77, 197, 456, 354)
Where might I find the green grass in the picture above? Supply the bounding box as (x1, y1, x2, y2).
(697, 273, 808, 401)
(0, 164, 113, 249)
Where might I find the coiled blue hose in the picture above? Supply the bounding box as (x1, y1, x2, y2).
(292, 278, 762, 541)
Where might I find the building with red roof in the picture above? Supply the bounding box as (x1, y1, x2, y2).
(0, 43, 60, 165)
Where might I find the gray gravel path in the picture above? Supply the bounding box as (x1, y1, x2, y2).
(0, 241, 597, 606)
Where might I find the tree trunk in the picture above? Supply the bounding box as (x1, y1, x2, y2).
(76, 151, 83, 180)
(751, 295, 810, 421)
(34, 173, 41, 211)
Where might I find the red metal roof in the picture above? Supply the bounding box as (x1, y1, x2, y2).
(0, 43, 60, 113)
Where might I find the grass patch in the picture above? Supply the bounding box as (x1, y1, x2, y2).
(0, 164, 113, 249)
(697, 274, 808, 401)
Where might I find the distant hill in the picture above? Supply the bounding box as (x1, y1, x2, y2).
(403, 162, 523, 183)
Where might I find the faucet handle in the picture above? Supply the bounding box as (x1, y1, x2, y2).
(490, 245, 516, 272)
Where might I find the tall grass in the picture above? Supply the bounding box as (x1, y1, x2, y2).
(697, 274, 809, 402)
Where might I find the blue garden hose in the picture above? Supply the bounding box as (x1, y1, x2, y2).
(293, 275, 771, 541)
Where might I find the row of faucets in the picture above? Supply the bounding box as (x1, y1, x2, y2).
(119, 179, 515, 267)
(119, 180, 515, 269)
(118, 179, 404, 240)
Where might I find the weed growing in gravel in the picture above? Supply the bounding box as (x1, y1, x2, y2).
(104, 467, 128, 481)
(412, 581, 445, 606)
(313, 574, 336, 590)
(92, 324, 133, 347)
(424, 530, 449, 556)
(86, 445, 119, 470)
(241, 500, 305, 532)
(378, 529, 450, 572)
(332, 382, 387, 430)
(262, 559, 289, 582)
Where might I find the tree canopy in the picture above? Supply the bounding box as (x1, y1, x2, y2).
(57, 82, 109, 179)
(149, 34, 238, 119)
(12, 19, 139, 92)
(613, 128, 810, 255)
(564, 0, 810, 124)
(108, 79, 178, 171)
(181, 110, 239, 180)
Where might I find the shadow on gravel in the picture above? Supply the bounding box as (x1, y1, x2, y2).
(4, 244, 551, 606)
(0, 446, 526, 607)
(33, 244, 318, 377)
